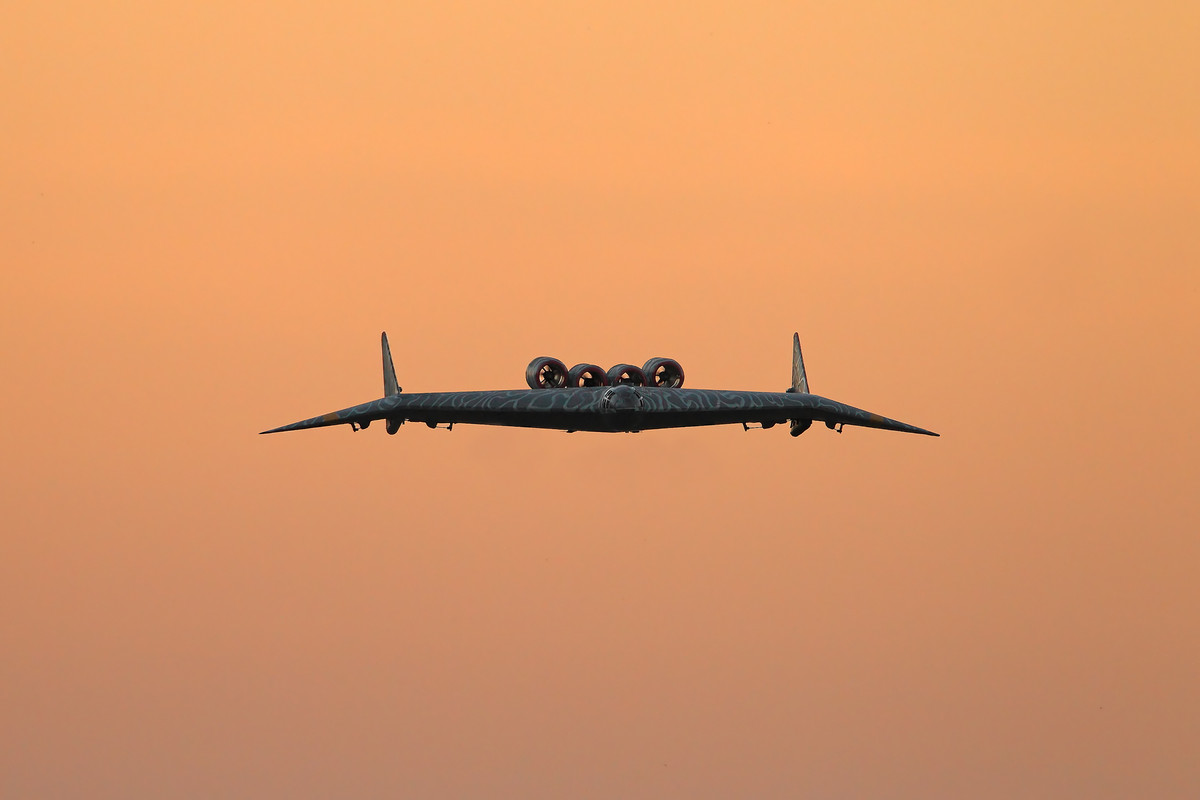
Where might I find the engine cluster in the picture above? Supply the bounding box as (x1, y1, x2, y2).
(526, 357, 685, 389)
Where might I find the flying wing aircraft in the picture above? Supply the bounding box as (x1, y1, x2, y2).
(261, 333, 937, 438)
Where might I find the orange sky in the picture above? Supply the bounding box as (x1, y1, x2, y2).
(3, 3, 1198, 797)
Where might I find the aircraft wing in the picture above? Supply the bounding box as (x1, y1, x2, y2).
(260, 388, 937, 436)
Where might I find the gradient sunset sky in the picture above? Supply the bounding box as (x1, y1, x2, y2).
(3, 3, 1198, 797)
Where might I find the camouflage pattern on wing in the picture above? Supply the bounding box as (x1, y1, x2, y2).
(260, 387, 937, 436)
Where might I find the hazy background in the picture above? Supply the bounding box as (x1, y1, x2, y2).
(3, 2, 1197, 797)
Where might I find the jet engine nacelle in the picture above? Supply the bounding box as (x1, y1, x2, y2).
(568, 363, 610, 387)
(606, 364, 648, 386)
(642, 357, 685, 388)
(526, 356, 569, 389)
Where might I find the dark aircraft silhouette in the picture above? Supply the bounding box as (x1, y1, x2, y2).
(261, 333, 937, 438)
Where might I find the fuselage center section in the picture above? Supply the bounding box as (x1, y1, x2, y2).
(601, 384, 644, 414)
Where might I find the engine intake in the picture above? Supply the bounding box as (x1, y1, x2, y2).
(606, 364, 647, 386)
(642, 357, 685, 388)
(526, 356, 569, 389)
(568, 363, 610, 387)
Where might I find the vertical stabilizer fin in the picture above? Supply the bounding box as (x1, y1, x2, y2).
(788, 332, 812, 436)
(382, 332, 401, 396)
(790, 332, 809, 394)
